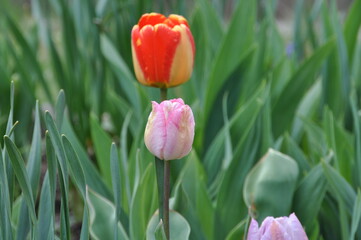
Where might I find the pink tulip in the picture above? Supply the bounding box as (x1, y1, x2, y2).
(247, 213, 308, 240)
(144, 98, 195, 160)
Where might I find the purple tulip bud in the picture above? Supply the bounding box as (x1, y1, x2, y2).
(144, 98, 195, 160)
(247, 213, 308, 240)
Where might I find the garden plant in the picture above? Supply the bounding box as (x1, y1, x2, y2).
(0, 0, 361, 239)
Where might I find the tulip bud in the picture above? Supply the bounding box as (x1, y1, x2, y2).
(144, 98, 195, 160)
(247, 213, 308, 240)
(131, 13, 195, 88)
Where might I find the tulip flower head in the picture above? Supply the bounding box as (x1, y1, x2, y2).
(131, 13, 195, 88)
(144, 98, 195, 160)
(247, 213, 308, 240)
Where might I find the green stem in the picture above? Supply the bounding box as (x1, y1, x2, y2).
(155, 87, 170, 239)
(164, 160, 170, 239)
(160, 88, 167, 101)
(155, 157, 164, 220)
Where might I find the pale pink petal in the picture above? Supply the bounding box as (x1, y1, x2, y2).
(247, 219, 261, 240)
(286, 213, 308, 240)
(261, 221, 289, 240)
(259, 217, 275, 234)
(144, 101, 166, 159)
(144, 98, 194, 160)
(163, 103, 194, 160)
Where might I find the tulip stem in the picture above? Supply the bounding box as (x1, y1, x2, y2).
(164, 160, 170, 239)
(156, 87, 170, 239)
(160, 88, 167, 102)
(155, 156, 165, 220)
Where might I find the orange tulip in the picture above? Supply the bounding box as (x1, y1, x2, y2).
(131, 13, 195, 88)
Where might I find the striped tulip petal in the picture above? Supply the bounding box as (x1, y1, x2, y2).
(144, 98, 195, 160)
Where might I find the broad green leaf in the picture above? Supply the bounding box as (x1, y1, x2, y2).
(146, 211, 191, 240)
(350, 190, 361, 240)
(3, 136, 36, 224)
(62, 135, 86, 198)
(204, 83, 267, 184)
(90, 113, 112, 187)
(225, 219, 247, 240)
(203, 0, 256, 120)
(174, 152, 214, 240)
(44, 111, 70, 239)
(130, 163, 157, 240)
(62, 118, 112, 200)
(272, 38, 335, 136)
(37, 173, 55, 240)
(87, 187, 129, 240)
(55, 90, 66, 130)
(244, 149, 299, 222)
(110, 143, 125, 240)
(351, 92, 361, 186)
(100, 34, 141, 118)
(17, 101, 42, 240)
(293, 164, 327, 231)
(343, 0, 361, 62)
(214, 126, 260, 239)
(0, 142, 13, 240)
(322, 161, 356, 214)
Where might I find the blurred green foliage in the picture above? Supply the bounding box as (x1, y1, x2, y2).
(1, 0, 361, 239)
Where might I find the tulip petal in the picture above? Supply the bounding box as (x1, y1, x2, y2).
(131, 13, 195, 88)
(163, 102, 194, 160)
(168, 24, 195, 87)
(144, 101, 167, 159)
(138, 13, 167, 29)
(287, 213, 308, 240)
(247, 219, 261, 240)
(132, 24, 180, 87)
(261, 221, 289, 240)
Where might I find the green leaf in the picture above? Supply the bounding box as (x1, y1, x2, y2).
(146, 211, 190, 240)
(87, 187, 129, 240)
(322, 161, 356, 215)
(44, 111, 70, 239)
(214, 125, 260, 239)
(17, 101, 42, 240)
(62, 118, 112, 200)
(272, 38, 335, 136)
(243, 149, 299, 222)
(172, 151, 214, 240)
(3, 136, 36, 224)
(90, 113, 112, 187)
(293, 164, 327, 231)
(350, 190, 361, 240)
(110, 143, 123, 240)
(204, 83, 267, 184)
(62, 135, 86, 198)
(130, 163, 157, 240)
(55, 90, 66, 130)
(203, 0, 256, 120)
(37, 173, 55, 240)
(0, 142, 13, 240)
(100, 34, 141, 118)
(343, 0, 361, 62)
(6, 16, 52, 102)
(225, 219, 247, 240)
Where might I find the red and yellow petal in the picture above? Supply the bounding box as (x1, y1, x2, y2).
(167, 24, 195, 87)
(131, 13, 195, 88)
(132, 23, 181, 87)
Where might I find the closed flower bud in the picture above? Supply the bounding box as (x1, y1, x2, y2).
(131, 13, 195, 88)
(144, 98, 195, 160)
(247, 213, 308, 240)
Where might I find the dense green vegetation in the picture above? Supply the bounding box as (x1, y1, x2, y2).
(0, 0, 361, 239)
